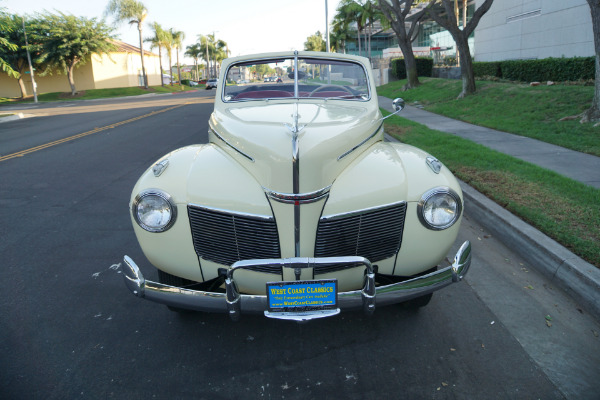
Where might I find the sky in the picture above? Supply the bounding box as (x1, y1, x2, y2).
(1, 0, 342, 63)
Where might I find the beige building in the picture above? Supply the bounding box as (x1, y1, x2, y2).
(0, 40, 162, 98)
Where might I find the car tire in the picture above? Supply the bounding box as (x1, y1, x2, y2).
(403, 293, 433, 309)
(401, 266, 436, 309)
(157, 269, 194, 313)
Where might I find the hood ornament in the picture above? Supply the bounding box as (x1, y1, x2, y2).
(284, 103, 305, 134)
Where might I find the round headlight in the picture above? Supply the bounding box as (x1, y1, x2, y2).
(132, 189, 177, 232)
(417, 187, 462, 230)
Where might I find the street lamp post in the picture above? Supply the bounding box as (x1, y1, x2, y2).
(325, 0, 330, 52)
(22, 17, 37, 103)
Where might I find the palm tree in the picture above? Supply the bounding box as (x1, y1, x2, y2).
(145, 22, 167, 86)
(330, 15, 350, 52)
(185, 43, 202, 80)
(169, 28, 184, 86)
(105, 0, 149, 88)
(197, 34, 212, 78)
(360, 0, 380, 60)
(163, 29, 174, 84)
(213, 38, 229, 78)
(334, 0, 366, 57)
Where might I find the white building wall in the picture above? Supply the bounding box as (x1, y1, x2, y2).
(474, 0, 594, 61)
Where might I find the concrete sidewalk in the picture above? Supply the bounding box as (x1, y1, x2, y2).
(379, 95, 600, 320)
(379, 96, 600, 189)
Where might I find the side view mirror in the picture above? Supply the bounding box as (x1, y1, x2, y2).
(381, 98, 405, 121)
(392, 98, 405, 112)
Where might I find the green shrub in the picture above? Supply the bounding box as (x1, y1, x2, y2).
(180, 79, 191, 86)
(473, 61, 502, 78)
(500, 57, 595, 82)
(391, 58, 434, 79)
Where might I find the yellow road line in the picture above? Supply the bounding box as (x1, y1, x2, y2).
(0, 103, 186, 162)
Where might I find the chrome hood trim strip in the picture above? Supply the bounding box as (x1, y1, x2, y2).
(210, 128, 255, 162)
(337, 122, 383, 161)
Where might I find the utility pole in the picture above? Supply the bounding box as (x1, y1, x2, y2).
(325, 0, 330, 52)
(22, 17, 37, 103)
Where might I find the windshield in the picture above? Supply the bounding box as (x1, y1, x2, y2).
(223, 56, 370, 102)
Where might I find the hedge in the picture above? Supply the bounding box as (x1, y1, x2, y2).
(473, 61, 502, 78)
(391, 58, 434, 79)
(473, 57, 595, 82)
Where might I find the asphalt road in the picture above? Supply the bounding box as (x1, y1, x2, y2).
(1, 90, 598, 399)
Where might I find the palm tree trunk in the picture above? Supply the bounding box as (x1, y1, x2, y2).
(158, 46, 164, 87)
(176, 48, 182, 87)
(138, 25, 148, 88)
(168, 54, 173, 85)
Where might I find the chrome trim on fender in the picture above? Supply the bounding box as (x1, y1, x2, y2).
(338, 122, 383, 160)
(210, 128, 255, 162)
(152, 159, 169, 177)
(264, 185, 331, 204)
(122, 240, 472, 321)
(426, 156, 442, 174)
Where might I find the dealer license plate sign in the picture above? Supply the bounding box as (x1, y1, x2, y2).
(266, 279, 338, 312)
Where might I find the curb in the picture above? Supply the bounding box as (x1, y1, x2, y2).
(0, 112, 25, 124)
(460, 181, 600, 320)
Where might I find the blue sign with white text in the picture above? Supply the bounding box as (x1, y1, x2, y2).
(267, 279, 337, 312)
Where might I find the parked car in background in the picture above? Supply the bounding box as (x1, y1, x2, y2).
(206, 79, 218, 89)
(123, 51, 472, 322)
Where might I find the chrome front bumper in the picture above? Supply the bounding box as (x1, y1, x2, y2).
(123, 241, 471, 321)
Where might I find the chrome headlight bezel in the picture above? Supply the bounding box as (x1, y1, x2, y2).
(417, 187, 462, 231)
(131, 189, 177, 233)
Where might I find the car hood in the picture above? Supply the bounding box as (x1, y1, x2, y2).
(209, 101, 383, 194)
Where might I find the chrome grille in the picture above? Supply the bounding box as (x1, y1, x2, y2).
(188, 205, 281, 267)
(314, 202, 406, 264)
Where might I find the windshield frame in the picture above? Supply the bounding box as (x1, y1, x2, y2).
(221, 51, 372, 103)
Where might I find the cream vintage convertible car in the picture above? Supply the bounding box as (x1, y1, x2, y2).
(123, 51, 471, 321)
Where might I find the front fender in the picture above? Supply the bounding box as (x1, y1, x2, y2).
(324, 141, 463, 276)
(130, 144, 273, 282)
